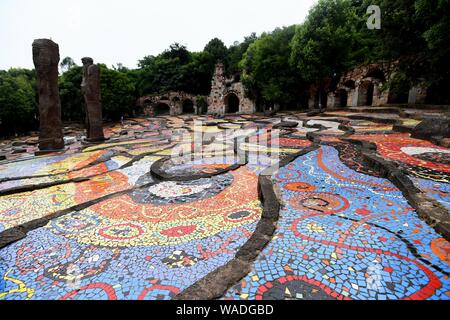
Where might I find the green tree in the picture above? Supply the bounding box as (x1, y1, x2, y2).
(137, 43, 194, 95)
(60, 56, 76, 73)
(290, 0, 361, 95)
(241, 26, 304, 110)
(204, 38, 228, 63)
(0, 69, 37, 136)
(59, 65, 84, 121)
(415, 0, 450, 102)
(227, 33, 258, 76)
(100, 65, 136, 120)
(182, 51, 216, 95)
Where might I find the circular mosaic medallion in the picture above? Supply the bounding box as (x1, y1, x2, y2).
(16, 242, 72, 274)
(256, 276, 346, 300)
(98, 223, 145, 241)
(275, 169, 301, 181)
(149, 181, 212, 198)
(130, 173, 233, 205)
(160, 224, 197, 238)
(138, 285, 180, 300)
(50, 212, 102, 235)
(60, 283, 117, 300)
(0, 197, 26, 223)
(284, 182, 317, 193)
(224, 208, 260, 223)
(289, 193, 349, 215)
(66, 167, 261, 247)
(0, 207, 23, 223)
(44, 247, 120, 282)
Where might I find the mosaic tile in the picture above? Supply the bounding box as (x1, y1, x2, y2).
(225, 146, 450, 300)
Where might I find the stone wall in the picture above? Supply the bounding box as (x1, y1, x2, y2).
(138, 91, 198, 116)
(327, 61, 430, 109)
(335, 62, 397, 108)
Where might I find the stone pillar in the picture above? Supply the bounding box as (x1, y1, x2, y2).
(327, 92, 338, 109)
(81, 57, 105, 142)
(379, 89, 390, 105)
(356, 86, 366, 107)
(408, 82, 428, 104)
(372, 82, 381, 106)
(32, 39, 64, 151)
(347, 89, 356, 107)
(308, 87, 318, 109)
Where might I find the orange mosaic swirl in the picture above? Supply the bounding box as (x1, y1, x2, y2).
(88, 166, 258, 223)
(74, 171, 131, 204)
(352, 133, 450, 173)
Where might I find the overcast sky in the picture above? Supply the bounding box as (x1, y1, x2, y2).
(0, 0, 317, 70)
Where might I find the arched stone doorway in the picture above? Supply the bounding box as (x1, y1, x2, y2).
(357, 81, 375, 106)
(224, 93, 240, 113)
(337, 89, 348, 108)
(182, 99, 195, 114)
(154, 103, 170, 116)
(366, 68, 386, 82)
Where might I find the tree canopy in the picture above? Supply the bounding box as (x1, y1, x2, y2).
(241, 26, 304, 109)
(0, 69, 37, 136)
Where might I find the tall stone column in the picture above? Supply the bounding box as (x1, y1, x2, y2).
(32, 39, 64, 151)
(81, 57, 105, 142)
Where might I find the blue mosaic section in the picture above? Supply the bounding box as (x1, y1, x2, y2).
(225, 146, 450, 300)
(0, 218, 258, 300)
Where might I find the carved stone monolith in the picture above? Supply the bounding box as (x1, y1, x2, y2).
(32, 39, 64, 151)
(81, 57, 105, 142)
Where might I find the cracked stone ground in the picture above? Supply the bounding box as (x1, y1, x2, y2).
(0, 111, 449, 300)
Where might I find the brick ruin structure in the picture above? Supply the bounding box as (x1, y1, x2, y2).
(138, 92, 199, 116)
(320, 61, 429, 109)
(207, 63, 255, 115)
(137, 64, 256, 117)
(137, 61, 432, 115)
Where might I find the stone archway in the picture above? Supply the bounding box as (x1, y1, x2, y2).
(365, 68, 386, 82)
(337, 89, 348, 108)
(154, 103, 171, 116)
(344, 80, 356, 89)
(224, 93, 240, 113)
(357, 80, 375, 106)
(182, 99, 195, 114)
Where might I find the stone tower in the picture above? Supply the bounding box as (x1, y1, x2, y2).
(207, 63, 256, 115)
(207, 63, 226, 114)
(32, 39, 64, 151)
(81, 57, 105, 142)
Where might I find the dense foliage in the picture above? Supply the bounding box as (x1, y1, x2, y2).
(0, 69, 37, 136)
(241, 26, 304, 109)
(1, 0, 449, 136)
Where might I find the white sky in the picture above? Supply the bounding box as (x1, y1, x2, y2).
(0, 0, 317, 70)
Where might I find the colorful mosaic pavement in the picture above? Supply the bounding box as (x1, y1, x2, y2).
(351, 133, 450, 209)
(1, 112, 449, 300)
(225, 146, 450, 300)
(0, 116, 270, 300)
